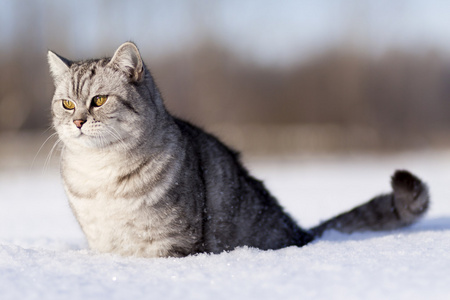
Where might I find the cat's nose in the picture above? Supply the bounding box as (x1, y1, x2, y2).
(73, 119, 86, 129)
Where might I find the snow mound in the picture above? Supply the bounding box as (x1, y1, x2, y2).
(1, 152, 450, 299)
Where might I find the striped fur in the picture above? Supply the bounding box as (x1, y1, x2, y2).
(48, 42, 430, 258)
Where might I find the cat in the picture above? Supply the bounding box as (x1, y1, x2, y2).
(47, 42, 430, 258)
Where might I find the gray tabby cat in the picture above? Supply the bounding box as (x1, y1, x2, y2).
(47, 42, 429, 258)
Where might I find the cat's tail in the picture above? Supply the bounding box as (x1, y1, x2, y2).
(310, 170, 429, 237)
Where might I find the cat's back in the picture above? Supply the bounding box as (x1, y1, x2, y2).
(173, 118, 313, 252)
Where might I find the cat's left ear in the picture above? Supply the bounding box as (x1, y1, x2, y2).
(109, 42, 144, 83)
(47, 51, 71, 82)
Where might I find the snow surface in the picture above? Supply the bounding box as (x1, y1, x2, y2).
(1, 151, 450, 300)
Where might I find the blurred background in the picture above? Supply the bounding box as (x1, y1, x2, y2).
(2, 0, 450, 168)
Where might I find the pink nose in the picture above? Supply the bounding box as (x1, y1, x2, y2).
(73, 119, 85, 129)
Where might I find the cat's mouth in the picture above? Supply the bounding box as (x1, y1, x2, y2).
(74, 130, 95, 140)
(75, 127, 94, 137)
(73, 130, 118, 148)
(74, 130, 86, 138)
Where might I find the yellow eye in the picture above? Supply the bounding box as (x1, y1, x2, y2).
(62, 100, 75, 110)
(92, 95, 108, 107)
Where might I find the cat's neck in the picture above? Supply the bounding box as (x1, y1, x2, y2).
(61, 120, 183, 177)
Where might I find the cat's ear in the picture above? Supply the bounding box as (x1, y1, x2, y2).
(47, 51, 71, 81)
(109, 42, 144, 83)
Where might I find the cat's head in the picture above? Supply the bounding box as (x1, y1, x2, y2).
(48, 42, 163, 150)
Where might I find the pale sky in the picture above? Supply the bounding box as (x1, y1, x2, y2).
(1, 0, 450, 65)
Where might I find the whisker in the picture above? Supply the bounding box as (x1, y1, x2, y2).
(42, 138, 62, 175)
(99, 133, 106, 153)
(31, 131, 59, 171)
(41, 126, 55, 136)
(95, 131, 107, 156)
(103, 128, 124, 148)
(105, 127, 136, 161)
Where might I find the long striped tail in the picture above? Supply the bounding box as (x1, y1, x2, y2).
(310, 170, 429, 237)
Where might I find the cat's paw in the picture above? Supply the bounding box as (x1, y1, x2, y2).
(391, 170, 430, 223)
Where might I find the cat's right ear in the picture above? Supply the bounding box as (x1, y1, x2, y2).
(108, 42, 144, 83)
(47, 51, 71, 82)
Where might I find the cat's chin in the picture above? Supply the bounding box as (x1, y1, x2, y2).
(66, 133, 115, 150)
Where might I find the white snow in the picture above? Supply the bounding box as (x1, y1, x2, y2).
(1, 151, 450, 299)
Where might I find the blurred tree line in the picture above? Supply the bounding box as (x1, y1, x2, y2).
(1, 39, 450, 153)
(153, 43, 450, 152)
(3, 0, 450, 155)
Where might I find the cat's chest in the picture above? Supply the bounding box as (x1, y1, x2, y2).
(66, 183, 177, 257)
(69, 192, 138, 237)
(61, 154, 177, 257)
(62, 151, 142, 198)
(62, 149, 182, 257)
